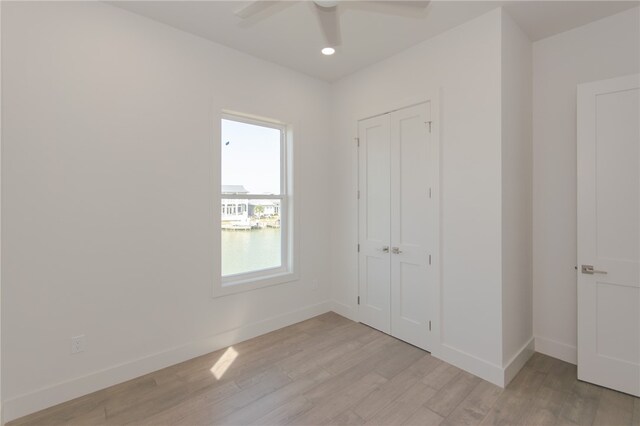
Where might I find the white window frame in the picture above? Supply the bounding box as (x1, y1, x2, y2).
(214, 112, 297, 297)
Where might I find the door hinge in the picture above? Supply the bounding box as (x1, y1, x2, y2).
(425, 121, 432, 133)
(357, 296, 360, 305)
(355, 137, 360, 147)
(357, 243, 360, 253)
(429, 320, 432, 331)
(429, 188, 432, 198)
(429, 254, 432, 265)
(357, 190, 360, 200)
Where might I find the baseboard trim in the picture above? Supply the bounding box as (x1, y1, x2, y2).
(3, 301, 332, 423)
(435, 343, 505, 387)
(330, 300, 356, 321)
(434, 337, 534, 388)
(534, 336, 577, 365)
(503, 337, 535, 386)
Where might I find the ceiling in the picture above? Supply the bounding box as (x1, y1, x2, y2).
(110, 1, 639, 82)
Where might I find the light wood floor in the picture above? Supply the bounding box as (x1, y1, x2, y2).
(9, 312, 640, 426)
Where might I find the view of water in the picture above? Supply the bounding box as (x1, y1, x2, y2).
(221, 228, 281, 276)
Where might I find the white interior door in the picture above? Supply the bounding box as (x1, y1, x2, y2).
(577, 74, 640, 397)
(358, 102, 434, 350)
(358, 114, 391, 334)
(390, 103, 433, 351)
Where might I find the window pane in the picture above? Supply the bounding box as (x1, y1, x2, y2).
(221, 199, 282, 276)
(221, 119, 281, 195)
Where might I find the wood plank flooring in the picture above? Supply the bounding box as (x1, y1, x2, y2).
(8, 312, 640, 426)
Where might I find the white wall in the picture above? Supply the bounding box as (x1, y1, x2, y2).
(500, 11, 533, 375)
(1, 2, 332, 420)
(330, 9, 506, 382)
(0, 1, 3, 422)
(533, 7, 640, 364)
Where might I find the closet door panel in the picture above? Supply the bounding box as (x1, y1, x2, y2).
(390, 102, 432, 351)
(358, 115, 391, 334)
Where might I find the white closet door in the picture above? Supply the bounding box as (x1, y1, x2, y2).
(358, 114, 391, 334)
(390, 103, 432, 351)
(577, 74, 640, 396)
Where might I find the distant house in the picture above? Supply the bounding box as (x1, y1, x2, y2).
(221, 185, 280, 223)
(221, 185, 249, 221)
(248, 199, 280, 218)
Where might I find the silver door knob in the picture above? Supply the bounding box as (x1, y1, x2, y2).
(392, 247, 402, 254)
(581, 265, 607, 275)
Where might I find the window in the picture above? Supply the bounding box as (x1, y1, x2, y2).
(217, 114, 295, 295)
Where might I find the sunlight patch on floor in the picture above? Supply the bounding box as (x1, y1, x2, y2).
(210, 346, 238, 379)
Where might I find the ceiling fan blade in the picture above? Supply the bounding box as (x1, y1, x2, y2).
(352, 0, 430, 17)
(375, 0, 430, 9)
(235, 1, 280, 19)
(314, 3, 342, 47)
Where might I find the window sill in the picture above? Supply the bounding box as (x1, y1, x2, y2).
(213, 270, 298, 298)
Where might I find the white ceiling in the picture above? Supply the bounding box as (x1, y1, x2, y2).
(110, 1, 639, 82)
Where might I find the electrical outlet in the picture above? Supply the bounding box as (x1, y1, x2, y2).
(71, 335, 86, 354)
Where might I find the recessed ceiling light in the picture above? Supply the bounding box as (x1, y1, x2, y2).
(321, 47, 335, 56)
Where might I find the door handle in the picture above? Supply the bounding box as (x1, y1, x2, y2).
(381, 246, 390, 253)
(581, 265, 607, 275)
(392, 247, 403, 254)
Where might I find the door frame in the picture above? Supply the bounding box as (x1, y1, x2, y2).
(355, 90, 442, 354)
